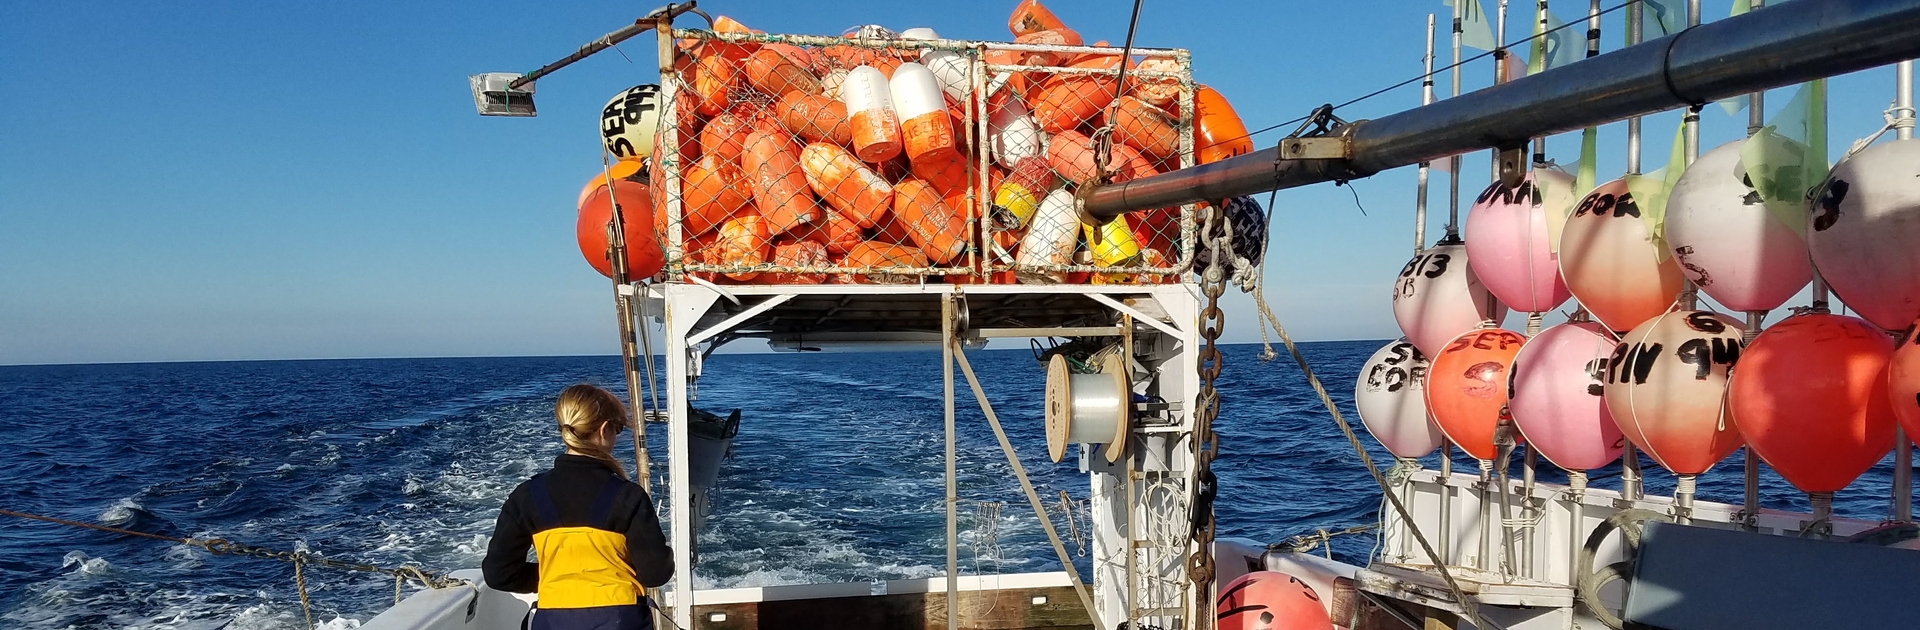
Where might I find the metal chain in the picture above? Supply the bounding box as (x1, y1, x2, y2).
(1187, 201, 1228, 629)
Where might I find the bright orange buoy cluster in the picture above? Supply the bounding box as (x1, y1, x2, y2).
(572, 2, 1252, 284)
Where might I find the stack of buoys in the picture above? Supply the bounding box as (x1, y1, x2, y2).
(571, 3, 1253, 284)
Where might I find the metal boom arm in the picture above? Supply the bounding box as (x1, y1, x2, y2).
(1085, 0, 1920, 220)
(507, 2, 701, 89)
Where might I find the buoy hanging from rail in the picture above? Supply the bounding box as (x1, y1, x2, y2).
(1045, 353, 1131, 463)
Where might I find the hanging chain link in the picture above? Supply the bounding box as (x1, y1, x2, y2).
(1186, 201, 1229, 627)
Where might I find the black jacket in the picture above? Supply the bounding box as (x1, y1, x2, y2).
(482, 454, 673, 593)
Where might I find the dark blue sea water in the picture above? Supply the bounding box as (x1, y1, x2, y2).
(0, 342, 1907, 628)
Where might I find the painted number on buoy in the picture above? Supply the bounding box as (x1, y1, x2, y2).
(602, 87, 658, 158)
(1812, 179, 1849, 232)
(1606, 342, 1660, 385)
(1366, 342, 1429, 393)
(1583, 357, 1609, 395)
(1574, 192, 1640, 218)
(1396, 252, 1452, 297)
(1475, 180, 1538, 207)
(1446, 330, 1523, 352)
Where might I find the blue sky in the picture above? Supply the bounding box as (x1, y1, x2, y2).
(0, 1, 1908, 364)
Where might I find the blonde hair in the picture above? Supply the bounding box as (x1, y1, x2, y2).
(555, 384, 629, 479)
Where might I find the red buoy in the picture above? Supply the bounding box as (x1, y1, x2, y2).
(1216, 570, 1334, 630)
(1730, 313, 1896, 493)
(576, 179, 664, 280)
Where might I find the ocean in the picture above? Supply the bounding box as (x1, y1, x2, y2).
(0, 342, 1906, 629)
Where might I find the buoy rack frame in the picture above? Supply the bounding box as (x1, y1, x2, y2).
(642, 281, 1207, 630)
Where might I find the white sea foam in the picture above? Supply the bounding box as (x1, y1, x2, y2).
(99, 497, 143, 525)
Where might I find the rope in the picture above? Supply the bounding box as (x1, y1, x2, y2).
(294, 557, 315, 630)
(1091, 0, 1147, 186)
(1841, 104, 1918, 161)
(1269, 524, 1377, 558)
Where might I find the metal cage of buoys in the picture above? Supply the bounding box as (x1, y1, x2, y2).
(644, 28, 1201, 285)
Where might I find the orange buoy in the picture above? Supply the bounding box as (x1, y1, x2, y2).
(893, 178, 969, 265)
(691, 54, 738, 117)
(744, 48, 820, 99)
(1425, 328, 1529, 460)
(799, 208, 864, 255)
(840, 241, 929, 284)
(1030, 55, 1120, 133)
(800, 142, 894, 229)
(1048, 128, 1153, 186)
(577, 179, 665, 280)
(713, 214, 771, 281)
(1560, 178, 1688, 334)
(1008, 0, 1069, 37)
(843, 66, 903, 162)
(891, 63, 958, 164)
(577, 160, 645, 209)
(1216, 571, 1335, 630)
(1104, 96, 1177, 161)
(1892, 321, 1920, 441)
(777, 92, 852, 147)
(1195, 84, 1254, 164)
(1013, 28, 1083, 66)
(1127, 57, 1181, 109)
(742, 119, 820, 236)
(767, 239, 829, 284)
(700, 112, 752, 168)
(1604, 311, 1746, 476)
(1730, 313, 1897, 493)
(910, 146, 971, 213)
(681, 154, 752, 237)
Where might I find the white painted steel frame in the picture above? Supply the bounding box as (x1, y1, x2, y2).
(647, 281, 1204, 630)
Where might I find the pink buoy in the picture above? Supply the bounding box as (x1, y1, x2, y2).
(1603, 310, 1745, 475)
(1509, 321, 1624, 470)
(1392, 238, 1507, 358)
(1560, 178, 1686, 334)
(1354, 338, 1443, 458)
(1807, 139, 1920, 330)
(1666, 140, 1813, 313)
(1730, 313, 1896, 493)
(1465, 169, 1574, 313)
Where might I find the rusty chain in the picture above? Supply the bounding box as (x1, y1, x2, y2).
(1186, 201, 1228, 628)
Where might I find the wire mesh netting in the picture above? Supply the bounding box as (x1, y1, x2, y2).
(648, 28, 1197, 285)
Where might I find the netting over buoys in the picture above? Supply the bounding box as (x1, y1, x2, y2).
(1465, 169, 1574, 313)
(1392, 239, 1506, 358)
(1603, 310, 1744, 475)
(1426, 328, 1528, 460)
(1666, 140, 1812, 313)
(1560, 178, 1687, 334)
(1355, 338, 1443, 458)
(1509, 321, 1622, 470)
(1215, 571, 1335, 630)
(1730, 313, 1896, 493)
(1807, 139, 1920, 330)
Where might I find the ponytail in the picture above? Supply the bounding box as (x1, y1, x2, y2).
(555, 384, 630, 479)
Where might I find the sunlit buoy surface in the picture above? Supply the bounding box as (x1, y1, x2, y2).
(1392, 239, 1507, 358)
(1509, 322, 1623, 470)
(1889, 321, 1920, 440)
(1730, 313, 1896, 493)
(1603, 311, 1744, 475)
(601, 84, 662, 160)
(1807, 139, 1920, 330)
(1465, 170, 1573, 313)
(1355, 339, 1443, 458)
(1216, 571, 1334, 630)
(1426, 328, 1527, 460)
(1666, 140, 1812, 313)
(577, 179, 664, 279)
(1560, 178, 1686, 333)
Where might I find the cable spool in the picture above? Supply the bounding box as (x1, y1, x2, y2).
(1045, 353, 1131, 463)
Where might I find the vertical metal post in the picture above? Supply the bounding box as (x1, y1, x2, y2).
(1418, 14, 1436, 251)
(1448, 0, 1463, 236)
(943, 294, 959, 630)
(1626, 1, 1643, 174)
(1743, 312, 1764, 531)
(1521, 448, 1536, 578)
(1439, 442, 1454, 566)
(1896, 59, 1915, 524)
(1493, 0, 1510, 180)
(1531, 0, 1550, 163)
(1677, 0, 1702, 311)
(664, 287, 703, 630)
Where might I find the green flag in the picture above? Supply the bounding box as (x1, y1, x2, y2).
(1641, 0, 1687, 37)
(1624, 121, 1689, 262)
(1741, 79, 1828, 239)
(1528, 11, 1582, 74)
(1444, 0, 1496, 50)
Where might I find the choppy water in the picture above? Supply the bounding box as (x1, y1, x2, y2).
(0, 343, 1906, 628)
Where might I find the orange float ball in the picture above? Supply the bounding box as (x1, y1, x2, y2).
(1730, 313, 1896, 493)
(1425, 328, 1528, 460)
(576, 179, 665, 280)
(1216, 571, 1334, 630)
(1890, 319, 1920, 440)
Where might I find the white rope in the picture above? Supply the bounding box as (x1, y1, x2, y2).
(1842, 104, 1918, 160)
